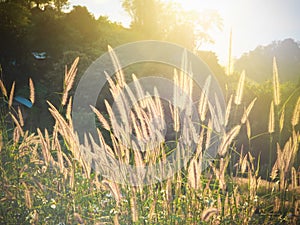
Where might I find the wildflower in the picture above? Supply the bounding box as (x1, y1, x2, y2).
(50, 198, 56, 209)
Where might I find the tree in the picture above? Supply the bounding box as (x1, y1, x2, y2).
(64, 6, 99, 48)
(235, 38, 300, 82)
(122, 0, 222, 50)
(122, 0, 161, 38)
(28, 5, 67, 56)
(30, 0, 68, 11)
(0, 1, 31, 60)
(0, 0, 32, 87)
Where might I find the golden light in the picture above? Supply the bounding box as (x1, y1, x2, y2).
(162, 0, 259, 66)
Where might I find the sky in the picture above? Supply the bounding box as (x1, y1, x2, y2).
(68, 0, 300, 65)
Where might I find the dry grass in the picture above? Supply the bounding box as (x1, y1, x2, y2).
(292, 96, 300, 127)
(234, 70, 245, 105)
(273, 57, 281, 106)
(29, 78, 35, 104)
(0, 49, 299, 224)
(268, 101, 275, 133)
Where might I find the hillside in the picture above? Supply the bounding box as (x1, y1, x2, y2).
(235, 38, 300, 83)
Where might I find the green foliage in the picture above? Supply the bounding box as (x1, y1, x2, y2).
(235, 38, 300, 82)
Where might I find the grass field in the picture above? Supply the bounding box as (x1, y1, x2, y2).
(0, 51, 299, 224)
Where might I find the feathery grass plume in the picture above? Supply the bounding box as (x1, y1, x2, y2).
(13, 127, 20, 144)
(102, 179, 122, 203)
(139, 108, 151, 141)
(9, 112, 24, 137)
(64, 57, 79, 88)
(208, 101, 222, 133)
(66, 96, 72, 122)
(234, 70, 245, 105)
(90, 105, 110, 131)
(241, 154, 248, 174)
(220, 157, 229, 189)
(105, 71, 119, 97)
(291, 96, 300, 127)
(188, 158, 200, 189)
(268, 101, 275, 133)
(62, 57, 79, 106)
(198, 76, 211, 121)
(215, 93, 224, 125)
(112, 86, 130, 131)
(246, 119, 251, 140)
(8, 81, 15, 108)
(279, 106, 285, 132)
(47, 101, 90, 175)
(201, 207, 218, 222)
(218, 125, 241, 156)
(0, 79, 7, 98)
(209, 157, 229, 191)
(133, 147, 144, 168)
(270, 162, 278, 181)
(195, 128, 204, 159)
(130, 111, 142, 141)
(272, 133, 299, 190)
(108, 45, 125, 88)
(273, 57, 280, 106)
(241, 97, 257, 124)
(180, 49, 189, 93)
(23, 182, 32, 209)
(291, 167, 297, 189)
(179, 65, 193, 98)
(17, 106, 24, 127)
(55, 137, 65, 173)
(224, 94, 233, 127)
(37, 128, 51, 165)
(45, 128, 50, 149)
(172, 70, 183, 130)
(104, 99, 118, 133)
(132, 73, 147, 108)
(29, 78, 35, 104)
(134, 105, 147, 140)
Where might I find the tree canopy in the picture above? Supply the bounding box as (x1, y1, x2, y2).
(235, 38, 300, 83)
(0, 0, 225, 89)
(122, 0, 223, 49)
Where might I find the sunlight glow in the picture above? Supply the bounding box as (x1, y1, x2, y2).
(69, 0, 300, 66)
(163, 0, 236, 65)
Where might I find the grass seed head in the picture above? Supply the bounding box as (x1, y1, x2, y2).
(273, 57, 280, 106)
(268, 101, 275, 133)
(234, 70, 245, 105)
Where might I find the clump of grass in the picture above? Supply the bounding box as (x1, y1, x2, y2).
(0, 47, 299, 224)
